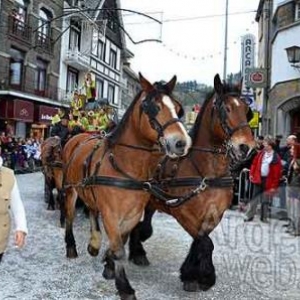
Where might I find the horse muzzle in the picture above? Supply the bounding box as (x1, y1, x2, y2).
(161, 134, 192, 158)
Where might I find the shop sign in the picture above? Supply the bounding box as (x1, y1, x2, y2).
(5, 99, 34, 122)
(38, 105, 58, 123)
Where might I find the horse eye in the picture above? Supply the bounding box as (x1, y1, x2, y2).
(226, 106, 231, 113)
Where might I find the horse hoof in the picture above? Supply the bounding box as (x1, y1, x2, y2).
(47, 205, 55, 211)
(66, 248, 78, 258)
(198, 273, 216, 291)
(60, 222, 65, 229)
(87, 244, 99, 257)
(130, 255, 150, 266)
(119, 293, 137, 300)
(102, 264, 115, 280)
(183, 281, 199, 292)
(198, 282, 214, 291)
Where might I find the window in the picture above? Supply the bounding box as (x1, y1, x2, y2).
(9, 48, 25, 88)
(91, 28, 98, 55)
(296, 3, 300, 21)
(38, 8, 52, 37)
(38, 8, 53, 51)
(66, 67, 78, 94)
(10, 0, 28, 36)
(98, 40, 104, 60)
(108, 84, 116, 104)
(109, 49, 117, 69)
(69, 27, 80, 50)
(91, 33, 104, 60)
(96, 79, 104, 99)
(15, 0, 27, 22)
(35, 59, 48, 95)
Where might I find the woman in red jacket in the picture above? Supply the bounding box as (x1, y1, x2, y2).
(244, 137, 282, 222)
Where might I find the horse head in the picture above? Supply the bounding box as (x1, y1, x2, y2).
(107, 74, 191, 158)
(212, 74, 256, 160)
(138, 73, 192, 158)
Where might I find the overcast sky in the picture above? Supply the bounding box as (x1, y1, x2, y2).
(120, 0, 259, 86)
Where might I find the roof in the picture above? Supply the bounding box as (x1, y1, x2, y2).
(255, 0, 265, 22)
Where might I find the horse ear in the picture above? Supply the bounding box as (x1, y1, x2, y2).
(165, 75, 177, 93)
(214, 74, 223, 95)
(139, 72, 153, 92)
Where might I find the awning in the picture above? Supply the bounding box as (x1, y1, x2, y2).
(0, 99, 34, 122)
(36, 104, 58, 123)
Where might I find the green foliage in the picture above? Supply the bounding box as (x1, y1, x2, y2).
(174, 81, 213, 108)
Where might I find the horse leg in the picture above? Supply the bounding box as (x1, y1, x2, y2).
(102, 232, 129, 279)
(102, 249, 115, 280)
(87, 210, 102, 257)
(64, 187, 78, 258)
(180, 234, 215, 292)
(46, 179, 55, 210)
(102, 215, 138, 299)
(128, 205, 155, 266)
(58, 189, 66, 228)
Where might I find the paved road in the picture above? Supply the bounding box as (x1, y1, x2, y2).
(1, 172, 300, 300)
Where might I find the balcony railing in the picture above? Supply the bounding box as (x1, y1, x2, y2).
(8, 15, 31, 42)
(64, 47, 89, 70)
(0, 79, 71, 105)
(35, 32, 53, 54)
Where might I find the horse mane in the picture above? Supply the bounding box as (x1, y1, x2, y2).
(106, 82, 174, 146)
(189, 81, 241, 142)
(106, 90, 143, 146)
(41, 137, 61, 162)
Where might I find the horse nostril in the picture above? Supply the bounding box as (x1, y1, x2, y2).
(175, 140, 186, 149)
(239, 144, 249, 154)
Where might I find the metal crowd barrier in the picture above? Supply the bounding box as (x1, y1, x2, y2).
(237, 168, 253, 206)
(235, 168, 288, 218)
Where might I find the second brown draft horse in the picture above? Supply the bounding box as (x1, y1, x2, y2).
(40, 136, 63, 211)
(128, 74, 256, 293)
(62, 73, 192, 300)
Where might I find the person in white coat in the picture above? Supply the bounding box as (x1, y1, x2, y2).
(0, 156, 27, 262)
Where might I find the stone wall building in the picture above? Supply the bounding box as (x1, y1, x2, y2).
(256, 0, 300, 139)
(0, 0, 65, 138)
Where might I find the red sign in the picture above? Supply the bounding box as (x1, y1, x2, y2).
(250, 72, 263, 83)
(0, 99, 34, 122)
(37, 105, 58, 123)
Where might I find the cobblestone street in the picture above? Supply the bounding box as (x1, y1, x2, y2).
(1, 172, 300, 300)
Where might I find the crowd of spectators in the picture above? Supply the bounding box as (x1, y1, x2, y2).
(0, 132, 42, 173)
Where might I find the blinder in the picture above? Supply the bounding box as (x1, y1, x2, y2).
(141, 88, 183, 140)
(214, 93, 250, 137)
(141, 92, 161, 118)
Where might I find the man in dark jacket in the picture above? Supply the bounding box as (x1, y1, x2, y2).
(50, 114, 70, 147)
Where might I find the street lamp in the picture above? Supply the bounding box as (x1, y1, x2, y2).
(285, 46, 300, 68)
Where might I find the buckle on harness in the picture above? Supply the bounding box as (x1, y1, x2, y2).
(199, 177, 207, 191)
(143, 182, 152, 191)
(166, 198, 179, 206)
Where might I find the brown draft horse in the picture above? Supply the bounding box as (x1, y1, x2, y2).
(128, 74, 256, 293)
(40, 137, 63, 211)
(62, 73, 192, 300)
(41, 134, 91, 226)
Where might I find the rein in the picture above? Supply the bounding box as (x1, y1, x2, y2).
(117, 143, 161, 152)
(45, 160, 63, 168)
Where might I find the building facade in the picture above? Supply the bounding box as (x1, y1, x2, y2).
(59, 0, 125, 115)
(256, 0, 300, 139)
(119, 48, 140, 116)
(0, 0, 65, 139)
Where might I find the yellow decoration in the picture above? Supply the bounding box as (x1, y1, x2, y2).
(51, 114, 61, 125)
(249, 111, 259, 129)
